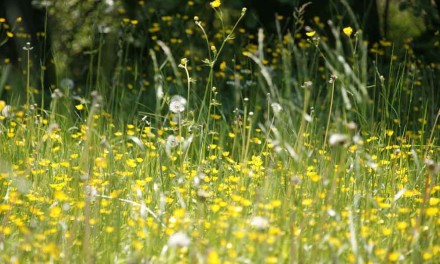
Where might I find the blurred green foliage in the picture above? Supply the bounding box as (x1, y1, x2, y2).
(0, 0, 439, 116)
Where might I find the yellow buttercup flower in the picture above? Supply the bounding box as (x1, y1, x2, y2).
(306, 31, 316, 37)
(210, 0, 221, 8)
(0, 100, 5, 112)
(343, 26, 353, 37)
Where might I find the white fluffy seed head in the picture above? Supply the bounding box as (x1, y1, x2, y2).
(167, 232, 191, 247)
(250, 216, 269, 231)
(169, 95, 187, 113)
(271, 102, 282, 115)
(328, 133, 349, 146)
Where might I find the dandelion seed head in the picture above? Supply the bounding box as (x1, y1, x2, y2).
(169, 95, 187, 113)
(60, 78, 74, 90)
(1, 104, 11, 117)
(22, 42, 34, 51)
(84, 185, 97, 201)
(197, 189, 210, 200)
(302, 81, 313, 90)
(51, 89, 64, 99)
(329, 74, 338, 84)
(425, 159, 440, 174)
(328, 133, 349, 146)
(250, 216, 269, 231)
(165, 135, 180, 157)
(303, 113, 312, 122)
(98, 24, 111, 34)
(271, 102, 282, 115)
(167, 232, 190, 247)
(291, 176, 302, 186)
(346, 121, 357, 131)
(166, 135, 179, 148)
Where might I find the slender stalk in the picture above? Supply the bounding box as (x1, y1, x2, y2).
(324, 80, 336, 148)
(24, 42, 34, 107)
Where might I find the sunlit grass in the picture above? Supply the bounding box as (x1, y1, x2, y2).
(0, 1, 440, 263)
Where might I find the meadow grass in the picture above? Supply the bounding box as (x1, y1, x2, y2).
(0, 2, 440, 263)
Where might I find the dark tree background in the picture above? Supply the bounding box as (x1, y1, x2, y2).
(0, 0, 439, 98)
(244, 0, 381, 44)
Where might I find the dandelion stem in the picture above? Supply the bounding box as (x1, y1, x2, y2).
(324, 80, 336, 148)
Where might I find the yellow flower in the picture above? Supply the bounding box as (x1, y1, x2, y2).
(306, 31, 316, 37)
(95, 157, 108, 169)
(180, 58, 188, 66)
(219, 61, 227, 71)
(126, 159, 137, 168)
(207, 249, 220, 264)
(343, 26, 353, 37)
(0, 100, 5, 112)
(210, 0, 221, 8)
(426, 207, 439, 216)
(49, 206, 62, 218)
(41, 243, 60, 258)
(382, 227, 392, 236)
(423, 252, 433, 260)
(75, 104, 84, 110)
(429, 197, 440, 206)
(396, 221, 408, 230)
(302, 199, 313, 206)
(388, 252, 399, 262)
(54, 191, 69, 201)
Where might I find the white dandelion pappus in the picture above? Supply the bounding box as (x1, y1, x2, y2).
(271, 102, 282, 115)
(169, 95, 187, 113)
(328, 133, 349, 146)
(250, 216, 269, 231)
(167, 232, 191, 247)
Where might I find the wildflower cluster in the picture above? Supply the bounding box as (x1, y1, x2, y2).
(0, 1, 440, 263)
